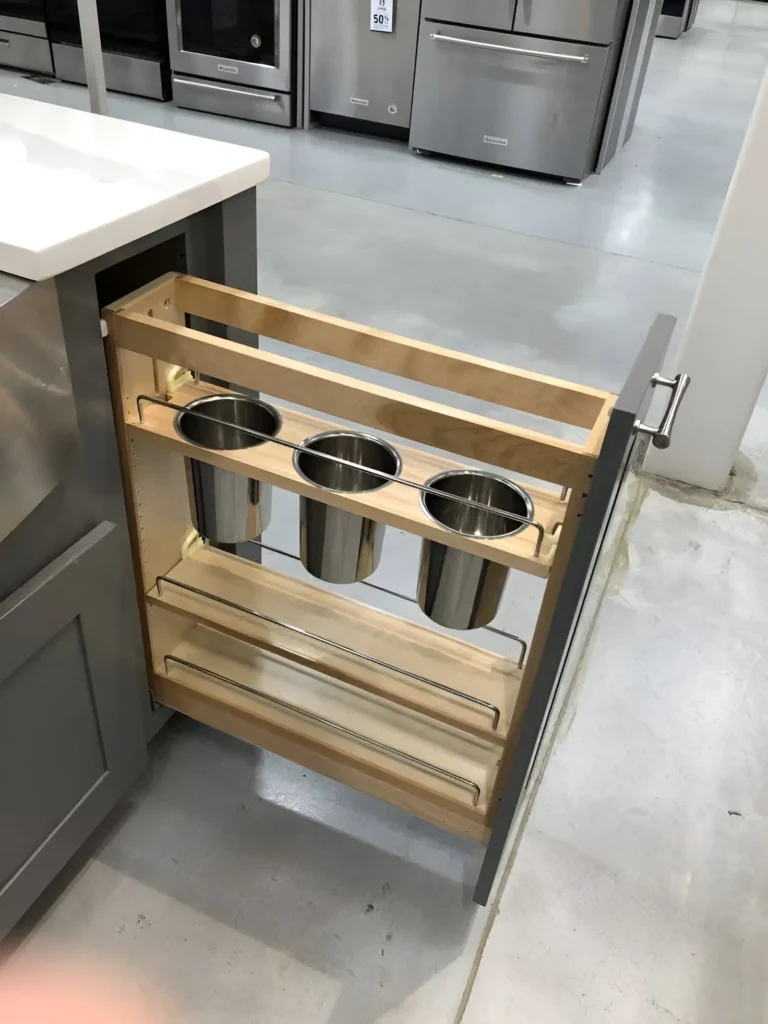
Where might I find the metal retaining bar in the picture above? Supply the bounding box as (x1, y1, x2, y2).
(156, 574, 502, 730)
(136, 394, 547, 557)
(246, 539, 529, 668)
(162, 654, 483, 806)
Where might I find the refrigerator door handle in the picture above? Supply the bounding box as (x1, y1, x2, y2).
(428, 32, 590, 64)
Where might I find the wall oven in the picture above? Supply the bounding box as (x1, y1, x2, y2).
(166, 0, 295, 127)
(47, 0, 171, 100)
(0, 0, 53, 75)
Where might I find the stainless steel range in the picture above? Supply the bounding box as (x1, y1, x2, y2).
(0, 0, 53, 74)
(167, 0, 295, 126)
(656, 0, 699, 39)
(47, 0, 172, 100)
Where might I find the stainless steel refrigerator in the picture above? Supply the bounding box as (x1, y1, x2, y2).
(409, 0, 663, 181)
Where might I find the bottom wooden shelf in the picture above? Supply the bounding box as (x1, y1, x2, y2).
(152, 623, 499, 842)
(147, 545, 522, 744)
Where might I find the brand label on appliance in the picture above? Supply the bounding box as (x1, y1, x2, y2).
(350, 97, 370, 106)
(218, 64, 238, 74)
(370, 0, 394, 32)
(483, 135, 509, 147)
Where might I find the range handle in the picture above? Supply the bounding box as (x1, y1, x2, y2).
(635, 373, 691, 449)
(428, 32, 591, 64)
(185, 78, 280, 102)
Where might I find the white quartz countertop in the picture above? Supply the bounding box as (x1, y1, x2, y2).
(0, 95, 270, 281)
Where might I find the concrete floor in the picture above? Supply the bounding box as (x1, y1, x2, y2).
(3, 1, 768, 1020)
(463, 478, 768, 1024)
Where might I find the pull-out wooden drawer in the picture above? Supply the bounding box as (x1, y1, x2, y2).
(103, 271, 684, 903)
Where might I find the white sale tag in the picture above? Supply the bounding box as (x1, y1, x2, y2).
(370, 0, 394, 32)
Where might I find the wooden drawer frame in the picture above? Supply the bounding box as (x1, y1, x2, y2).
(103, 271, 617, 847)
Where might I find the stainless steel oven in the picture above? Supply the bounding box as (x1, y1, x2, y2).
(0, 0, 53, 74)
(656, 0, 694, 38)
(48, 0, 171, 100)
(167, 0, 295, 126)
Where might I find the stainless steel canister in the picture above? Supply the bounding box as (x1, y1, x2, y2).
(294, 431, 401, 584)
(418, 470, 533, 630)
(175, 394, 281, 545)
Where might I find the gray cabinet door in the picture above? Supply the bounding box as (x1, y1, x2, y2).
(474, 315, 680, 904)
(0, 522, 147, 938)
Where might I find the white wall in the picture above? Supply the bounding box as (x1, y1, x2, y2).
(646, 70, 768, 491)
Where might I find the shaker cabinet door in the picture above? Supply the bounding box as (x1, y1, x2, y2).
(0, 522, 147, 938)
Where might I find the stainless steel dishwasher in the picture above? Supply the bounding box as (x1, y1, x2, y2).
(310, 0, 422, 131)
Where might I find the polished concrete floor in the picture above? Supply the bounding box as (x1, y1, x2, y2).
(463, 477, 768, 1024)
(3, 1, 768, 1020)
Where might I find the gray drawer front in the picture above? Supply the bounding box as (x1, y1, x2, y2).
(172, 74, 293, 127)
(0, 523, 147, 938)
(311, 0, 420, 127)
(423, 0, 517, 31)
(411, 25, 609, 180)
(0, 29, 52, 74)
(514, 0, 629, 45)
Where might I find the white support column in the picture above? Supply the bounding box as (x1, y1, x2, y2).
(76, 0, 109, 116)
(646, 69, 768, 491)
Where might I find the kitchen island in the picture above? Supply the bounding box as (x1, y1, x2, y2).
(0, 94, 269, 938)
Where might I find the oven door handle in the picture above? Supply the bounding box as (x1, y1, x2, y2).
(429, 32, 590, 64)
(186, 79, 280, 102)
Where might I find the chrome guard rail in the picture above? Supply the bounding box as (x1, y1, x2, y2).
(247, 539, 528, 669)
(162, 654, 482, 806)
(157, 574, 502, 730)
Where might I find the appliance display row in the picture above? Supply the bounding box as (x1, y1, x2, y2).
(0, 0, 171, 96)
(0, 0, 296, 121)
(309, 0, 663, 182)
(0, 0, 665, 179)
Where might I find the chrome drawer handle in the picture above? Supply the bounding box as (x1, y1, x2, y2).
(635, 373, 691, 449)
(429, 32, 590, 64)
